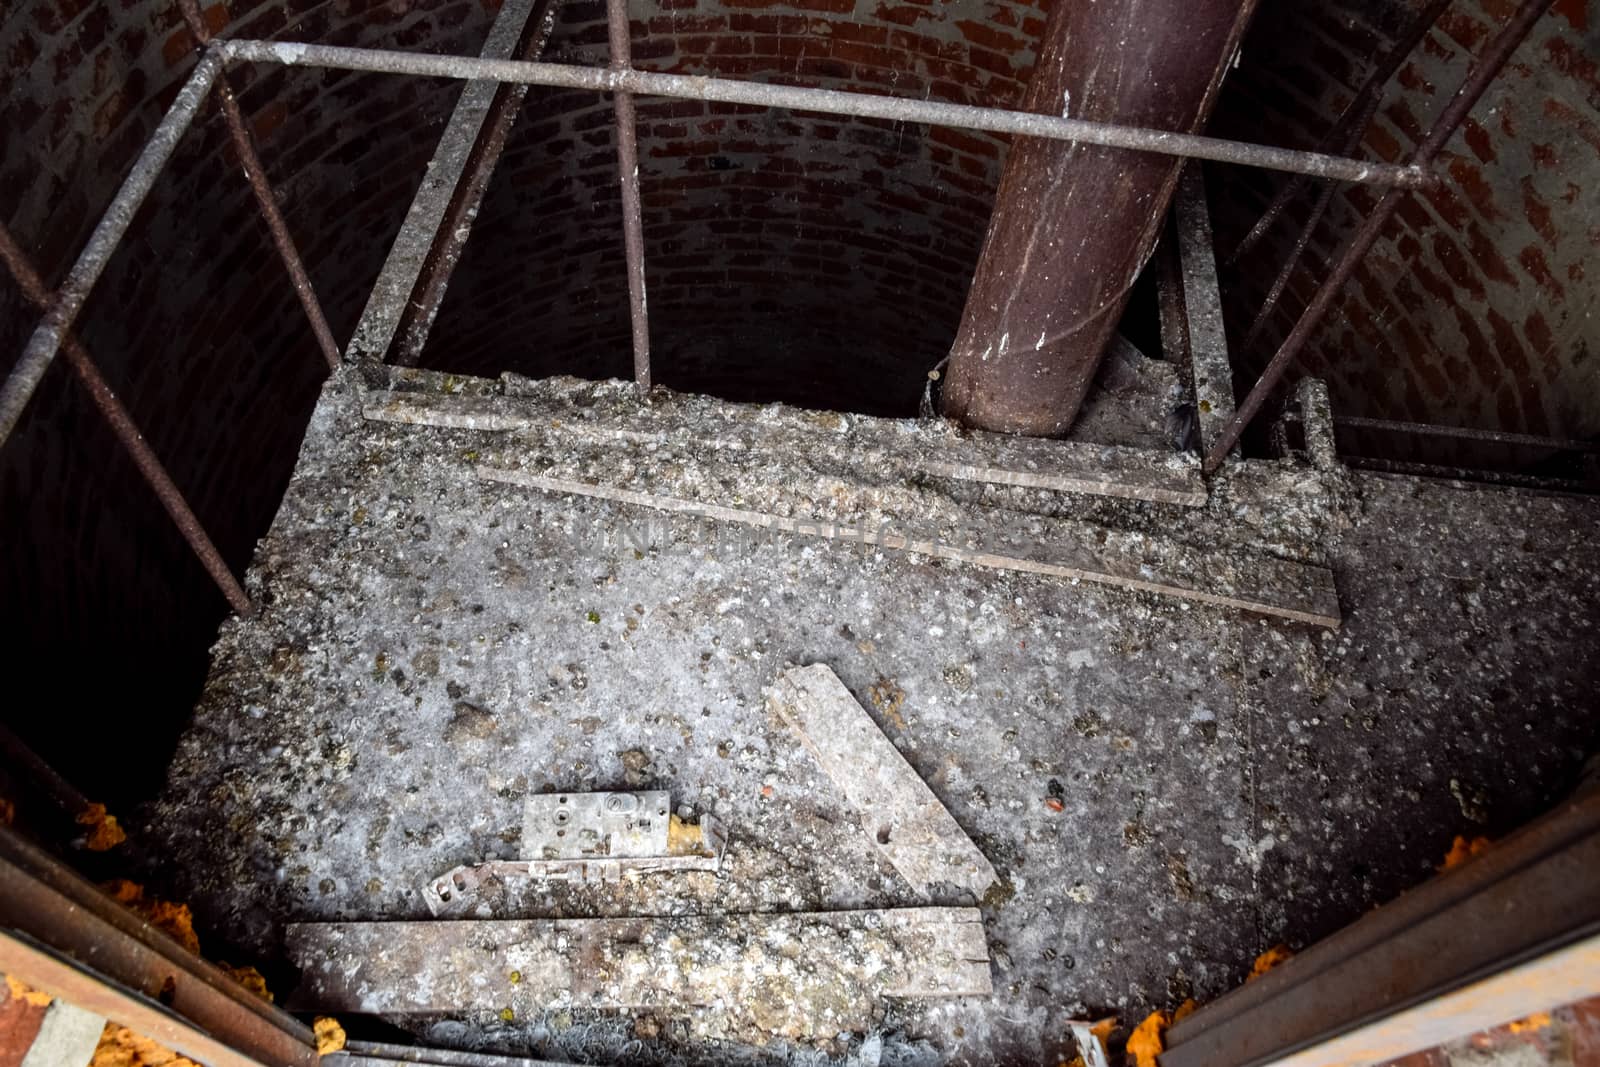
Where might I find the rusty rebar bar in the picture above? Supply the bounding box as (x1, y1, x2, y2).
(1229, 0, 1452, 265)
(177, 3, 340, 373)
(392, 0, 560, 366)
(1203, 0, 1555, 475)
(0, 51, 222, 449)
(1235, 0, 1453, 352)
(216, 39, 1433, 189)
(1240, 172, 1343, 352)
(1284, 410, 1600, 452)
(0, 224, 253, 616)
(607, 0, 651, 389)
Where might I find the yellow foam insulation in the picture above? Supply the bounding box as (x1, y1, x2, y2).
(77, 803, 127, 852)
(313, 1016, 347, 1054)
(1507, 1012, 1553, 1034)
(667, 813, 707, 855)
(1247, 944, 1293, 981)
(1439, 835, 1492, 872)
(1127, 1011, 1171, 1067)
(220, 965, 273, 1003)
(101, 881, 200, 956)
(5, 973, 54, 1008)
(1172, 999, 1198, 1023)
(90, 1024, 201, 1067)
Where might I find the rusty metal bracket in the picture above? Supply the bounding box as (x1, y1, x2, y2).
(422, 792, 727, 915)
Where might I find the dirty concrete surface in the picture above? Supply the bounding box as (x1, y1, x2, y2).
(136, 367, 1599, 1066)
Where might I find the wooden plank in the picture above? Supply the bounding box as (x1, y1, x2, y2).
(284, 909, 991, 1018)
(362, 391, 1208, 507)
(768, 664, 998, 898)
(475, 466, 1342, 628)
(1173, 165, 1238, 459)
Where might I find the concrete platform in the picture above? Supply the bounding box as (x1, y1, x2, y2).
(135, 367, 1600, 1066)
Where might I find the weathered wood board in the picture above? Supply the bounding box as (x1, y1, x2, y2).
(362, 390, 1208, 506)
(769, 664, 999, 898)
(285, 909, 991, 1031)
(474, 466, 1342, 627)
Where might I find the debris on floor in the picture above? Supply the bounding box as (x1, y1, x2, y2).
(1439, 834, 1493, 872)
(75, 804, 126, 852)
(313, 1017, 347, 1055)
(1067, 1018, 1116, 1067)
(768, 664, 998, 899)
(1246, 944, 1293, 981)
(136, 365, 1600, 1064)
(220, 965, 273, 1003)
(100, 881, 199, 955)
(89, 1023, 201, 1067)
(285, 909, 991, 1042)
(1126, 1009, 1173, 1067)
(423, 791, 727, 915)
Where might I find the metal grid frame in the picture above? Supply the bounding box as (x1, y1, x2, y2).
(0, 0, 1553, 613)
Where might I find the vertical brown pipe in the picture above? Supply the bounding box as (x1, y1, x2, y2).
(942, 0, 1258, 436)
(607, 0, 652, 390)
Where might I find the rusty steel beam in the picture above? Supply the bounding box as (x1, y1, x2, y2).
(1204, 0, 1556, 474)
(607, 0, 652, 389)
(0, 225, 253, 616)
(940, 0, 1259, 436)
(175, 3, 340, 373)
(0, 826, 317, 1067)
(0, 52, 222, 449)
(1161, 783, 1600, 1067)
(348, 0, 556, 366)
(390, 0, 560, 366)
(215, 40, 1430, 189)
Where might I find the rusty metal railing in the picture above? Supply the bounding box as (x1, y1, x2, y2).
(0, 0, 1552, 614)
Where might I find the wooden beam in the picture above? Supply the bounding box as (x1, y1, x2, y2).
(769, 665, 998, 897)
(285, 910, 991, 1017)
(363, 391, 1209, 507)
(475, 466, 1342, 627)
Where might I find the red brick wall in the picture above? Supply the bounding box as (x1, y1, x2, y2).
(0, 0, 508, 794)
(1208, 0, 1600, 463)
(416, 0, 1047, 414)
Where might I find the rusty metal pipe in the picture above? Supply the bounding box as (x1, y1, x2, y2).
(0, 224, 253, 616)
(941, 0, 1260, 436)
(1204, 0, 1556, 475)
(176, 6, 341, 373)
(214, 39, 1431, 189)
(0, 51, 222, 449)
(606, 0, 652, 389)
